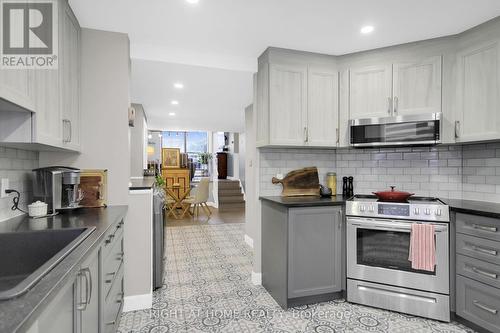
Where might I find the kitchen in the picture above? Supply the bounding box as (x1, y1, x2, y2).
(1, 1, 500, 333)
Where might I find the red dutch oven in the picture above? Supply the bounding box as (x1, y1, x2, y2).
(372, 186, 414, 202)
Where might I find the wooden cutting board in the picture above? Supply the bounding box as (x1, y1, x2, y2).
(272, 167, 320, 197)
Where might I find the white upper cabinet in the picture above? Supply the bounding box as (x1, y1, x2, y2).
(0, 69, 35, 112)
(60, 5, 81, 150)
(455, 40, 500, 142)
(255, 49, 340, 148)
(349, 65, 392, 119)
(269, 64, 308, 146)
(307, 67, 339, 146)
(33, 67, 62, 146)
(393, 56, 442, 116)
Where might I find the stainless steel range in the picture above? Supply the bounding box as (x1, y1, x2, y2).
(346, 195, 451, 322)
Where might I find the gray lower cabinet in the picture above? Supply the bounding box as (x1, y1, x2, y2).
(456, 212, 500, 333)
(26, 218, 125, 333)
(288, 207, 342, 298)
(262, 201, 344, 308)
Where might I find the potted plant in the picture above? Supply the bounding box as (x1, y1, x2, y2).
(198, 152, 213, 175)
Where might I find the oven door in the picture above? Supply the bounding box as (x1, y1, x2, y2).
(349, 113, 441, 147)
(347, 217, 449, 294)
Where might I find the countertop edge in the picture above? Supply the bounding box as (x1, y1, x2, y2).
(10, 206, 128, 333)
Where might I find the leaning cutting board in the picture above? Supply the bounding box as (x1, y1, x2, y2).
(79, 169, 107, 208)
(272, 167, 320, 197)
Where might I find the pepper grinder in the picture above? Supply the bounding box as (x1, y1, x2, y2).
(348, 176, 354, 197)
(342, 176, 348, 196)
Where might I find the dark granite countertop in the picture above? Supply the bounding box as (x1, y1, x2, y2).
(260, 195, 349, 207)
(443, 198, 500, 219)
(261, 195, 500, 219)
(129, 177, 156, 190)
(0, 206, 128, 333)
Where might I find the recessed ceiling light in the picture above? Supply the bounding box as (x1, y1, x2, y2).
(171, 100, 179, 105)
(360, 25, 374, 34)
(168, 112, 176, 116)
(173, 82, 184, 89)
(185, 0, 199, 4)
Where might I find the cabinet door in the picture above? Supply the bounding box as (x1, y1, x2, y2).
(255, 66, 269, 147)
(307, 67, 339, 147)
(37, 277, 76, 333)
(456, 40, 500, 142)
(393, 56, 442, 116)
(269, 64, 308, 146)
(60, 5, 81, 150)
(33, 66, 62, 146)
(78, 251, 99, 333)
(288, 206, 342, 298)
(0, 69, 35, 112)
(349, 65, 392, 119)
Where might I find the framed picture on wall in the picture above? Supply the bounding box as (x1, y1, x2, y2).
(162, 148, 181, 169)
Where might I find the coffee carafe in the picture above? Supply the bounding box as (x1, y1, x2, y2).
(33, 167, 84, 214)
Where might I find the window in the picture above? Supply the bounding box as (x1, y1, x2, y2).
(162, 131, 186, 153)
(162, 131, 209, 162)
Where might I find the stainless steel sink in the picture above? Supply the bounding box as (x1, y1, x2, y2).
(0, 227, 95, 300)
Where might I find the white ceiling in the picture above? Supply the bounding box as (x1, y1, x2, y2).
(131, 60, 252, 132)
(70, 0, 500, 131)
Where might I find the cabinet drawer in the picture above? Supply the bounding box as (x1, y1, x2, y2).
(457, 233, 500, 265)
(103, 235, 123, 299)
(457, 275, 500, 333)
(103, 265, 123, 333)
(457, 254, 500, 289)
(456, 213, 500, 242)
(101, 219, 124, 260)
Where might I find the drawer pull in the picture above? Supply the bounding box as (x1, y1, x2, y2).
(105, 272, 116, 283)
(471, 245, 498, 256)
(473, 300, 498, 314)
(106, 321, 116, 326)
(471, 224, 498, 233)
(471, 266, 498, 279)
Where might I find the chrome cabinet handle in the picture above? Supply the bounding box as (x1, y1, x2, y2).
(68, 120, 72, 143)
(84, 268, 92, 305)
(336, 128, 339, 144)
(471, 223, 498, 233)
(76, 270, 89, 311)
(471, 245, 498, 256)
(455, 121, 461, 139)
(337, 210, 342, 230)
(393, 96, 398, 113)
(62, 119, 70, 143)
(473, 300, 498, 314)
(387, 97, 392, 114)
(470, 266, 498, 279)
(105, 271, 116, 283)
(303, 127, 309, 143)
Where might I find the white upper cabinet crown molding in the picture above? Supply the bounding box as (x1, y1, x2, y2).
(455, 39, 500, 142)
(392, 55, 442, 116)
(348, 64, 393, 119)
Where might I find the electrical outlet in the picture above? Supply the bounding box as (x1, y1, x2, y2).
(1, 178, 9, 198)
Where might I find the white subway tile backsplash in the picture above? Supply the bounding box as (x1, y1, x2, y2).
(259, 143, 500, 203)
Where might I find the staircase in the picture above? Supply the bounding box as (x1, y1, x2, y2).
(218, 179, 245, 212)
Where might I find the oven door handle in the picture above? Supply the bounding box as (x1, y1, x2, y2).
(348, 219, 448, 232)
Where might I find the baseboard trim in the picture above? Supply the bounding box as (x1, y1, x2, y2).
(251, 271, 262, 285)
(123, 293, 152, 312)
(244, 234, 254, 248)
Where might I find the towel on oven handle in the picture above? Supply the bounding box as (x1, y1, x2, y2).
(408, 224, 436, 272)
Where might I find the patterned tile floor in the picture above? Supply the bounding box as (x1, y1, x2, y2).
(118, 223, 474, 333)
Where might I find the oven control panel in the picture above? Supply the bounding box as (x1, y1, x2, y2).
(345, 201, 450, 222)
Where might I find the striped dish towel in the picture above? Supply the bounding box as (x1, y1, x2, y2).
(408, 224, 436, 272)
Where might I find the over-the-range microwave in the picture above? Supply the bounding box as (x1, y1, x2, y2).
(349, 113, 442, 147)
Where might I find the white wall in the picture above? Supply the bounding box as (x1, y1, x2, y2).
(39, 28, 131, 206)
